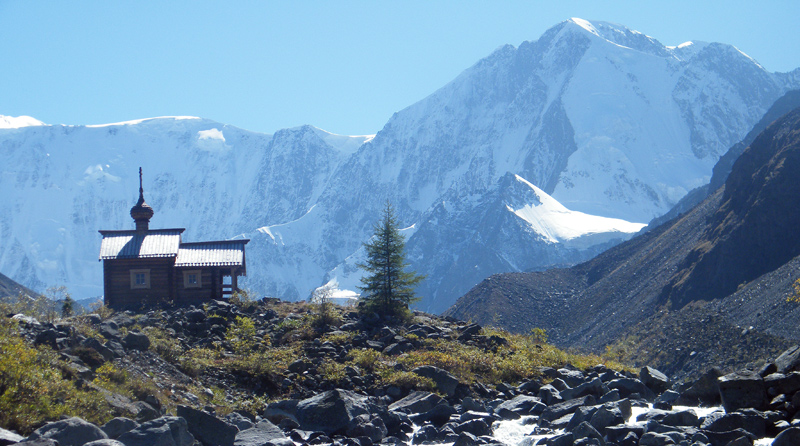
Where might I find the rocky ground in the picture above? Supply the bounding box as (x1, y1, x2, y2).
(2, 298, 800, 446)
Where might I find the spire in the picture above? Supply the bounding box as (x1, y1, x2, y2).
(130, 167, 154, 231)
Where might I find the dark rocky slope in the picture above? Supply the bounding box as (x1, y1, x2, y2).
(0, 271, 38, 301)
(446, 108, 800, 379)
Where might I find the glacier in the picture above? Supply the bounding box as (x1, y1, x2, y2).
(1, 18, 799, 313)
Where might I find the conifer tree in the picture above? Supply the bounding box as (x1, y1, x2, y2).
(358, 202, 424, 319)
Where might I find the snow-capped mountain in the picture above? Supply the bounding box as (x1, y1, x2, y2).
(2, 19, 798, 312)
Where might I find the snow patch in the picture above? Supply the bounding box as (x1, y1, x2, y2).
(86, 116, 201, 128)
(196, 128, 230, 152)
(0, 115, 46, 129)
(508, 175, 646, 249)
(569, 18, 600, 37)
(81, 165, 121, 184)
(311, 127, 374, 155)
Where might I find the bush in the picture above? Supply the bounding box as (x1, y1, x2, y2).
(0, 317, 112, 434)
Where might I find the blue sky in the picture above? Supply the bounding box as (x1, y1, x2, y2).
(2, 1, 799, 136)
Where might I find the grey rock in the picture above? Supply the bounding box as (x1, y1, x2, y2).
(718, 370, 767, 412)
(388, 391, 444, 415)
(84, 441, 126, 446)
(411, 366, 459, 397)
(773, 427, 800, 446)
(345, 414, 388, 443)
(540, 395, 597, 422)
(0, 427, 24, 446)
(26, 417, 108, 446)
(11, 440, 60, 446)
(560, 377, 606, 401)
(295, 389, 373, 435)
(640, 366, 670, 394)
(411, 425, 438, 444)
(494, 395, 544, 415)
(409, 403, 457, 427)
(638, 432, 675, 446)
(775, 345, 800, 374)
(117, 416, 194, 446)
(177, 405, 239, 446)
(677, 368, 723, 406)
(607, 377, 655, 400)
(571, 421, 604, 446)
(101, 418, 139, 439)
(224, 413, 255, 431)
(700, 411, 766, 438)
(121, 332, 150, 351)
(454, 419, 491, 437)
(234, 420, 291, 446)
(452, 432, 480, 446)
(262, 399, 299, 424)
(544, 432, 573, 446)
(538, 384, 563, 405)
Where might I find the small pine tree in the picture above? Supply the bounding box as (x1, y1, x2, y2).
(61, 295, 75, 318)
(357, 202, 424, 320)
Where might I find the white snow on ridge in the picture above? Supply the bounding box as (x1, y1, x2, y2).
(0, 115, 46, 129)
(85, 116, 201, 127)
(311, 127, 374, 155)
(508, 175, 646, 249)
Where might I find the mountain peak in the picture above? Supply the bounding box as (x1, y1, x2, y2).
(558, 18, 668, 57)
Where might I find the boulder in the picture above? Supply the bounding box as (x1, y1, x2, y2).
(538, 384, 563, 405)
(638, 432, 675, 446)
(409, 403, 457, 427)
(234, 420, 292, 446)
(560, 377, 606, 401)
(718, 370, 767, 412)
(0, 427, 24, 446)
(177, 405, 239, 446)
(606, 378, 655, 400)
(775, 345, 800, 374)
(544, 432, 573, 446)
(262, 399, 299, 424)
(388, 391, 444, 414)
(116, 416, 194, 446)
(121, 332, 150, 351)
(676, 368, 723, 406)
(344, 414, 388, 442)
(224, 413, 255, 431)
(700, 411, 766, 438)
(570, 421, 605, 446)
(295, 389, 373, 435)
(494, 395, 544, 416)
(101, 418, 139, 439)
(640, 366, 670, 394)
(411, 366, 458, 397)
(84, 441, 126, 446)
(773, 427, 800, 446)
(26, 417, 108, 446)
(540, 395, 597, 422)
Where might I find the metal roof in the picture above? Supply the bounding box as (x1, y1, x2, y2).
(98, 229, 184, 260)
(174, 239, 250, 268)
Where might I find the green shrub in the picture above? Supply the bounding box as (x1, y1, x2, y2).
(0, 318, 112, 434)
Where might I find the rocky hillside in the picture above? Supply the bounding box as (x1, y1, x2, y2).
(446, 107, 800, 379)
(4, 298, 800, 446)
(0, 271, 39, 301)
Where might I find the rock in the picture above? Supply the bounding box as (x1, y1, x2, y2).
(224, 413, 255, 431)
(177, 405, 239, 446)
(560, 377, 606, 401)
(26, 417, 108, 446)
(606, 378, 655, 400)
(640, 366, 670, 394)
(12, 440, 60, 446)
(101, 418, 139, 439)
(84, 441, 127, 446)
(121, 332, 150, 351)
(411, 366, 458, 397)
(388, 391, 445, 415)
(700, 428, 756, 446)
(538, 384, 563, 405)
(454, 419, 491, 437)
(718, 370, 767, 412)
(345, 414, 388, 443)
(452, 432, 480, 446)
(263, 399, 299, 424)
(544, 432, 573, 446)
(0, 427, 24, 446)
(775, 346, 800, 374)
(540, 395, 597, 422)
(494, 395, 544, 416)
(234, 420, 291, 446)
(638, 432, 675, 446)
(295, 389, 374, 435)
(677, 368, 723, 406)
(570, 421, 604, 446)
(132, 401, 160, 422)
(773, 427, 800, 446)
(460, 397, 486, 413)
(409, 403, 457, 427)
(766, 372, 800, 396)
(116, 416, 194, 446)
(725, 436, 754, 446)
(411, 425, 438, 444)
(700, 411, 766, 438)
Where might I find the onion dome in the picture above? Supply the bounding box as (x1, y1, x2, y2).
(130, 167, 154, 231)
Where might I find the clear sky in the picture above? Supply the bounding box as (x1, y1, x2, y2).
(2, 1, 799, 136)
